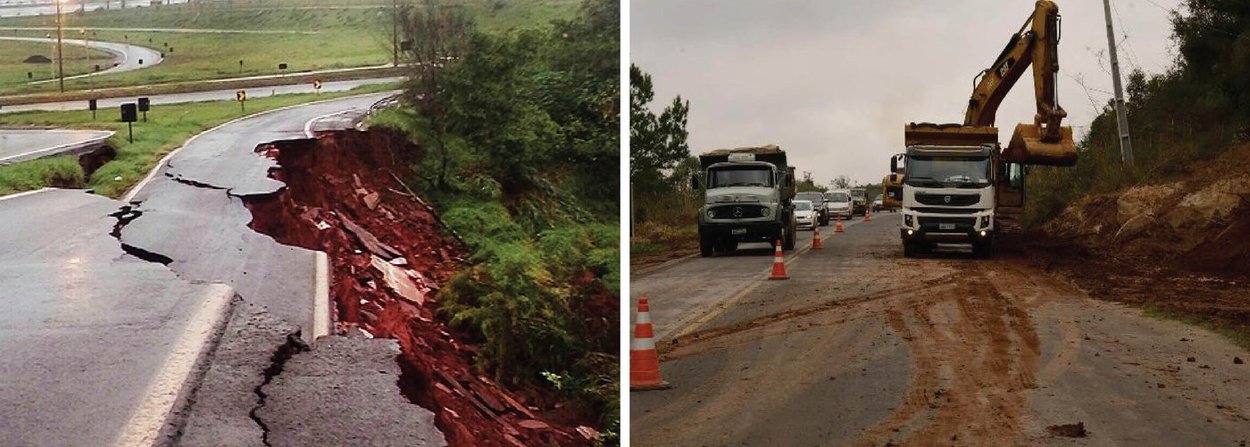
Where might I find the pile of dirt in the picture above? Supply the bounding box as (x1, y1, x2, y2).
(1044, 144, 1250, 278)
(244, 129, 597, 446)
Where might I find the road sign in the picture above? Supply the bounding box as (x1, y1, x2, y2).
(120, 103, 137, 143)
(138, 97, 150, 122)
(236, 90, 247, 113)
(89, 98, 97, 121)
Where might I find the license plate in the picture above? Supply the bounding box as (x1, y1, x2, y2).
(939, 223, 956, 230)
(731, 228, 747, 235)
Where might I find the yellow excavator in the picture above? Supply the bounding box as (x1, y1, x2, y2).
(891, 0, 1078, 257)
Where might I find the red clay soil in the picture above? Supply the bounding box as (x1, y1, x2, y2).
(244, 129, 595, 447)
(999, 230, 1250, 345)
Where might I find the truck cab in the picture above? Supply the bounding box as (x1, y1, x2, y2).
(694, 147, 797, 256)
(896, 144, 996, 258)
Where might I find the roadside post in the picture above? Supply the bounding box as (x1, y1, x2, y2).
(88, 98, 97, 121)
(120, 103, 137, 143)
(236, 90, 247, 114)
(313, 79, 322, 95)
(137, 97, 150, 122)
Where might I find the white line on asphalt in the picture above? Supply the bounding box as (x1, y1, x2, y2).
(0, 131, 114, 164)
(0, 187, 53, 202)
(658, 219, 857, 340)
(121, 92, 398, 203)
(312, 251, 331, 339)
(111, 284, 234, 447)
(303, 110, 354, 138)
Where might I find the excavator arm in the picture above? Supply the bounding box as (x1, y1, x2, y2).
(906, 0, 1076, 167)
(970, 0, 1076, 166)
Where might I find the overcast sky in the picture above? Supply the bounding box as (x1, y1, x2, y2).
(632, 0, 1185, 185)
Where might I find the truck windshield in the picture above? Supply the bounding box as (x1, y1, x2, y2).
(826, 193, 849, 202)
(906, 156, 990, 188)
(708, 167, 772, 188)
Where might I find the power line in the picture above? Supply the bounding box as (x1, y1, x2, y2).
(1140, 0, 1249, 41)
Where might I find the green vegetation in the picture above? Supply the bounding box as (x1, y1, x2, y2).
(1024, 0, 1250, 226)
(0, 82, 396, 197)
(629, 64, 697, 263)
(0, 39, 113, 86)
(373, 0, 618, 441)
(0, 0, 578, 94)
(0, 155, 83, 196)
(1141, 304, 1250, 351)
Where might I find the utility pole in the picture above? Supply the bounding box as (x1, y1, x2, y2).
(1102, 0, 1134, 167)
(55, 0, 64, 93)
(391, 0, 399, 67)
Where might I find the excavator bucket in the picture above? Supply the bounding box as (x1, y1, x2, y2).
(1003, 123, 1077, 166)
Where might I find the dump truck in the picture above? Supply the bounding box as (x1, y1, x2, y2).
(897, 0, 1077, 258)
(693, 145, 797, 256)
(850, 188, 868, 215)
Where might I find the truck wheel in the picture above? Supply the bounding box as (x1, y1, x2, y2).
(784, 226, 796, 250)
(973, 240, 994, 258)
(699, 233, 714, 257)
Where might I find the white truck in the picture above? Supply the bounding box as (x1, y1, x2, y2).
(894, 144, 999, 258)
(693, 145, 797, 256)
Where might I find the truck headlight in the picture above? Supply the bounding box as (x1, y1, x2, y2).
(980, 215, 992, 228)
(904, 214, 913, 228)
(760, 207, 772, 218)
(706, 209, 715, 219)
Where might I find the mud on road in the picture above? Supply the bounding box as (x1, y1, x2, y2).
(632, 214, 1250, 446)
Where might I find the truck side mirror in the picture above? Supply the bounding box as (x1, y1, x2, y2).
(690, 174, 700, 190)
(890, 157, 898, 173)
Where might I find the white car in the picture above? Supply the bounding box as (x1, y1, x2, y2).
(824, 190, 853, 219)
(794, 200, 816, 230)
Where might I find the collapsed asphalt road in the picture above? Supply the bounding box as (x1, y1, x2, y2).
(631, 214, 1250, 446)
(0, 93, 448, 445)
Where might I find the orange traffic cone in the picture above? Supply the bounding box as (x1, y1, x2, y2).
(865, 208, 872, 222)
(834, 215, 845, 233)
(769, 239, 789, 280)
(812, 224, 823, 249)
(631, 296, 670, 391)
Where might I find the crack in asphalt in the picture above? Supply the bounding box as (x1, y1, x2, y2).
(248, 333, 308, 447)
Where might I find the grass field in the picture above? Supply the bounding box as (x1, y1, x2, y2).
(0, 38, 114, 86)
(0, 0, 579, 95)
(0, 82, 397, 197)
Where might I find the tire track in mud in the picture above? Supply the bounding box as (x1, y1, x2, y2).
(656, 271, 962, 362)
(855, 263, 1041, 446)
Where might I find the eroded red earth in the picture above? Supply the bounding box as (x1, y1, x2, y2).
(245, 129, 594, 446)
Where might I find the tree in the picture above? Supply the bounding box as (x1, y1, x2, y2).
(830, 175, 852, 189)
(631, 64, 690, 197)
(400, 0, 474, 190)
(796, 171, 827, 192)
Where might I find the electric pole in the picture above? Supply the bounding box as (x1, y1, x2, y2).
(55, 0, 64, 93)
(391, 0, 399, 67)
(1102, 0, 1134, 167)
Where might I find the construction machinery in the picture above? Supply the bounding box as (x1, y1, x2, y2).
(896, 0, 1078, 258)
(693, 145, 797, 256)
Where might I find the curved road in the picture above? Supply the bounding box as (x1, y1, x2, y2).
(0, 92, 442, 446)
(0, 35, 163, 83)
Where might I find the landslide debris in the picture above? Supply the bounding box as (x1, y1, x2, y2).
(242, 129, 593, 446)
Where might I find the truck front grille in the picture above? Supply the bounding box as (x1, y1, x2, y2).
(915, 193, 980, 206)
(709, 205, 768, 219)
(917, 216, 976, 232)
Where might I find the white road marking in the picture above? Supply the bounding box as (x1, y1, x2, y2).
(0, 131, 114, 164)
(0, 187, 53, 202)
(313, 251, 331, 339)
(111, 284, 234, 447)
